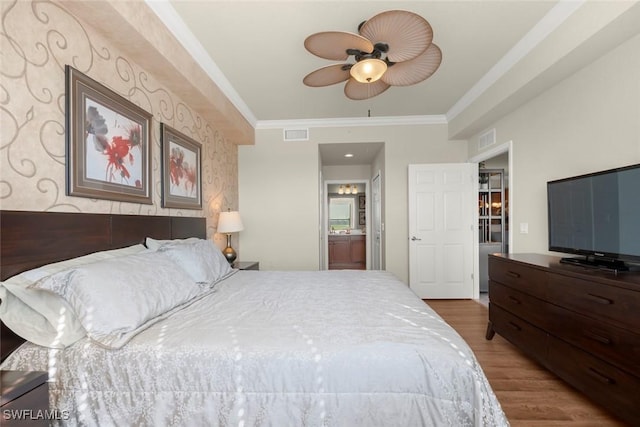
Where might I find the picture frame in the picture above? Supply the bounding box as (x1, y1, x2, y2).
(359, 211, 366, 225)
(359, 195, 366, 210)
(65, 65, 152, 204)
(160, 123, 202, 209)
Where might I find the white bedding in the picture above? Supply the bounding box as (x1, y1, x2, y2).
(1, 270, 508, 426)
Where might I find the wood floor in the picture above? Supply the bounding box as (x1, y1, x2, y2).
(425, 299, 628, 427)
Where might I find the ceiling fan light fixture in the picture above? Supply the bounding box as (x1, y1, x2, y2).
(304, 10, 440, 99)
(350, 58, 387, 83)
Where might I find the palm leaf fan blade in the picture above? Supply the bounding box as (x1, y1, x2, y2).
(359, 10, 433, 62)
(303, 64, 352, 87)
(304, 31, 374, 61)
(344, 78, 390, 100)
(382, 43, 442, 86)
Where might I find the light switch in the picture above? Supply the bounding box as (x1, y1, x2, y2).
(519, 223, 529, 234)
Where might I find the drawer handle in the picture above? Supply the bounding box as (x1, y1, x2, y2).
(586, 293, 613, 305)
(587, 367, 615, 385)
(506, 271, 521, 279)
(508, 321, 521, 331)
(583, 330, 612, 345)
(508, 296, 521, 305)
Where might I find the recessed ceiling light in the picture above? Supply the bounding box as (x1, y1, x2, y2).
(344, 153, 354, 158)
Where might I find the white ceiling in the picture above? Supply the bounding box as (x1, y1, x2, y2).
(319, 142, 384, 166)
(147, 1, 639, 166)
(155, 0, 559, 125)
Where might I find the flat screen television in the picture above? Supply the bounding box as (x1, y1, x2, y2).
(547, 163, 640, 271)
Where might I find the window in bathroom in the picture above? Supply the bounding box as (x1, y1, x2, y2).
(329, 197, 354, 231)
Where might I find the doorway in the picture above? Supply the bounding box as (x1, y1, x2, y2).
(317, 142, 385, 271)
(324, 180, 369, 270)
(469, 141, 513, 298)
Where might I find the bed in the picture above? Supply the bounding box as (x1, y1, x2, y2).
(0, 210, 508, 426)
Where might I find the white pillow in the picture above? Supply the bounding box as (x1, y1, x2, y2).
(0, 244, 148, 348)
(30, 250, 207, 349)
(145, 237, 201, 251)
(158, 239, 234, 285)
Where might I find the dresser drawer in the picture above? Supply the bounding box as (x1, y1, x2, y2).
(489, 281, 549, 330)
(489, 304, 548, 361)
(547, 303, 640, 377)
(547, 337, 640, 426)
(488, 256, 547, 298)
(547, 274, 640, 331)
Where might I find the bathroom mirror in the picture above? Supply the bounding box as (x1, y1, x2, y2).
(328, 197, 354, 231)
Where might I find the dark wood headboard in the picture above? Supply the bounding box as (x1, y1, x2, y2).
(0, 210, 206, 361)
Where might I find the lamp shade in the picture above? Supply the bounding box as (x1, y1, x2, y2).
(350, 58, 387, 83)
(217, 211, 244, 233)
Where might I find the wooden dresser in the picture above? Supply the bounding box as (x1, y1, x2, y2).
(486, 253, 640, 425)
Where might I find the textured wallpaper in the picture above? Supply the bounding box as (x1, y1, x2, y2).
(0, 0, 239, 241)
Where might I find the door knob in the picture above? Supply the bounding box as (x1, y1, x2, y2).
(411, 236, 422, 241)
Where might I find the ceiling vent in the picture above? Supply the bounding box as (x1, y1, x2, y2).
(283, 128, 309, 141)
(478, 128, 496, 150)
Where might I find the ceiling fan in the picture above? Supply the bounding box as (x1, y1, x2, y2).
(303, 10, 442, 100)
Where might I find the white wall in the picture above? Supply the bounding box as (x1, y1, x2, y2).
(240, 124, 467, 283)
(238, 130, 320, 270)
(469, 33, 640, 255)
(322, 165, 371, 181)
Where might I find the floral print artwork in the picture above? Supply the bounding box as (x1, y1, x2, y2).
(169, 142, 197, 198)
(85, 99, 143, 188)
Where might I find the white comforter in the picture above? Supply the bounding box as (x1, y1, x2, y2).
(2, 270, 508, 426)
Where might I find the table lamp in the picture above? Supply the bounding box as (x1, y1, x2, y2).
(217, 210, 244, 263)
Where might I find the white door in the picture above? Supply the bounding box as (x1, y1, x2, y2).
(408, 163, 475, 298)
(372, 173, 382, 270)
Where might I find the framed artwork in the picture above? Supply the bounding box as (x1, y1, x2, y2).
(65, 65, 152, 204)
(359, 211, 366, 225)
(160, 123, 202, 209)
(359, 195, 366, 209)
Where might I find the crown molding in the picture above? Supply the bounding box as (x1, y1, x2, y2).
(256, 115, 448, 130)
(145, 0, 258, 127)
(446, 0, 584, 121)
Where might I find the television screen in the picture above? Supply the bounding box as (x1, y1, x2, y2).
(547, 163, 640, 267)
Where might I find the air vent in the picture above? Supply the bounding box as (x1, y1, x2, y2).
(478, 128, 496, 150)
(283, 128, 309, 141)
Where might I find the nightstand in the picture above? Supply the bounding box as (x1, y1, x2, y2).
(232, 261, 259, 270)
(1, 371, 49, 426)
